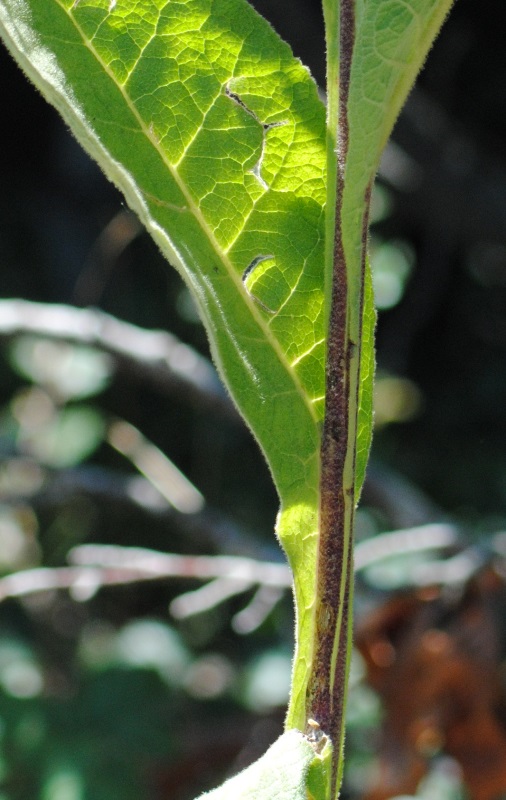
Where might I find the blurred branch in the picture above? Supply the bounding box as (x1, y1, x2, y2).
(355, 523, 459, 570)
(231, 585, 286, 634)
(4, 443, 459, 579)
(23, 462, 277, 559)
(0, 545, 292, 622)
(0, 524, 467, 610)
(363, 462, 444, 528)
(0, 298, 236, 418)
(0, 564, 157, 603)
(411, 547, 489, 586)
(106, 418, 205, 514)
(72, 210, 144, 305)
(70, 544, 292, 587)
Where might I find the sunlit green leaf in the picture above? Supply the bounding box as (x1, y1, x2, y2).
(0, 5, 326, 726)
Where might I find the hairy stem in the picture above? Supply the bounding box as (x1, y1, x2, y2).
(306, 1, 371, 795)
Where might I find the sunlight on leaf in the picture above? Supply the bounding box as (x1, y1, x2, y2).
(197, 730, 327, 800)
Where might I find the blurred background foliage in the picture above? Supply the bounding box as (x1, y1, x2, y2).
(1, 0, 506, 798)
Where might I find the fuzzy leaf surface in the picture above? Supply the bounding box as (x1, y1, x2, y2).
(0, 0, 327, 527)
(0, 2, 328, 728)
(197, 730, 330, 800)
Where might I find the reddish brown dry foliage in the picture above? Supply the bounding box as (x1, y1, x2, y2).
(355, 568, 506, 800)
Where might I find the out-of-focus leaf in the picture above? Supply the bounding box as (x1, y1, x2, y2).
(22, 405, 104, 468)
(9, 337, 112, 400)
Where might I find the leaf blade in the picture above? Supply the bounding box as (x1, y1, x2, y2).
(0, 0, 328, 514)
(196, 730, 330, 800)
(0, 3, 328, 745)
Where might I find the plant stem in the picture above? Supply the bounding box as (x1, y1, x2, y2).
(306, 2, 371, 795)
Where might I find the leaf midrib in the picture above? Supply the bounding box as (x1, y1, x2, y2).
(58, 0, 320, 431)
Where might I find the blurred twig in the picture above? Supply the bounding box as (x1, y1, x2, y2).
(0, 298, 236, 418)
(70, 544, 291, 587)
(106, 418, 205, 514)
(363, 462, 444, 528)
(355, 523, 459, 570)
(0, 545, 293, 630)
(22, 462, 276, 560)
(0, 524, 467, 609)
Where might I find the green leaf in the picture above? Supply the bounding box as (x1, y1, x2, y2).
(0, 2, 327, 738)
(20, 404, 105, 468)
(0, 0, 326, 505)
(196, 730, 331, 800)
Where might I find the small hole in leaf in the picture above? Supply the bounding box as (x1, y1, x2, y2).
(242, 256, 277, 314)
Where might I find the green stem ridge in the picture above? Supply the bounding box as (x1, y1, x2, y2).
(312, 0, 456, 790)
(305, 4, 367, 795)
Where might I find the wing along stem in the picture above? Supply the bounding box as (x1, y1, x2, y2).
(305, 1, 370, 795)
